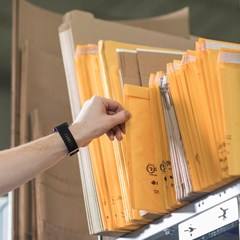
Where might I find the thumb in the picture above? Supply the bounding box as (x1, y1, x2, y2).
(109, 109, 131, 128)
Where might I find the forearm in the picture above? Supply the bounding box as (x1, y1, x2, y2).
(0, 96, 130, 196)
(0, 125, 81, 195)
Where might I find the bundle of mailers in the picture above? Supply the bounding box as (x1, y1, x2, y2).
(58, 6, 197, 237)
(60, 36, 240, 236)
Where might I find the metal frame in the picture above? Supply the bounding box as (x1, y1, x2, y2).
(117, 179, 240, 240)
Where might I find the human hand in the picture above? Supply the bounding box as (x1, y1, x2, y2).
(71, 96, 131, 147)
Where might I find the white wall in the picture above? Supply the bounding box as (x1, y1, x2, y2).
(0, 196, 8, 240)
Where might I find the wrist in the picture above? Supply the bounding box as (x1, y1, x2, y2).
(69, 123, 89, 148)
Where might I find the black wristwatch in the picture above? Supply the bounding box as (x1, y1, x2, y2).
(53, 122, 79, 156)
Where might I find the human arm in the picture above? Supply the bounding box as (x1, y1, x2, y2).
(0, 96, 130, 195)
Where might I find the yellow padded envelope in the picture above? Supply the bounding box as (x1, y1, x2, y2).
(200, 38, 240, 179)
(149, 74, 171, 212)
(197, 39, 228, 180)
(182, 51, 220, 189)
(168, 60, 204, 191)
(217, 49, 240, 176)
(75, 45, 114, 231)
(168, 62, 203, 195)
(76, 45, 145, 231)
(125, 84, 168, 214)
(75, 45, 93, 101)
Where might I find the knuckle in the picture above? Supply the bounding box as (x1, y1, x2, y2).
(91, 95, 102, 102)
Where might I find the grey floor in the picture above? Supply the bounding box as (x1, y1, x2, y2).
(0, 0, 240, 150)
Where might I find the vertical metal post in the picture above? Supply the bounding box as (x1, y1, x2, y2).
(98, 235, 103, 240)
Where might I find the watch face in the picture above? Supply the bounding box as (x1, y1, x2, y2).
(54, 122, 78, 156)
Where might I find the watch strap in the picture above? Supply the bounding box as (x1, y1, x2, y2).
(53, 122, 79, 156)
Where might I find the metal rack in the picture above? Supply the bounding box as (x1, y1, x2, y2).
(117, 179, 240, 240)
